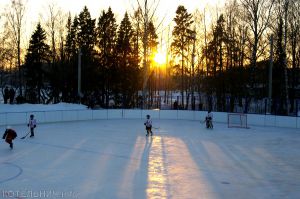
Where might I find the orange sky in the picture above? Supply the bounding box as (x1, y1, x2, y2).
(1, 0, 225, 27)
(0, 0, 225, 61)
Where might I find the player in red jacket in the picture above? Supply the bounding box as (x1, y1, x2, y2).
(2, 126, 17, 149)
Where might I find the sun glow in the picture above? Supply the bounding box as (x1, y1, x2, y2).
(154, 52, 166, 65)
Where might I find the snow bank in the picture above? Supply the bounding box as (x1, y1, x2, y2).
(0, 103, 87, 113)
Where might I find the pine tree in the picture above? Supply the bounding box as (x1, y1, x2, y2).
(147, 21, 159, 105)
(148, 21, 158, 54)
(77, 6, 97, 92)
(63, 14, 78, 102)
(206, 14, 227, 111)
(171, 5, 193, 107)
(25, 22, 50, 103)
(115, 12, 140, 108)
(77, 6, 96, 55)
(65, 14, 78, 61)
(97, 7, 117, 107)
(273, 18, 287, 114)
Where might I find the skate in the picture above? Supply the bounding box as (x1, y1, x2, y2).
(10, 143, 13, 149)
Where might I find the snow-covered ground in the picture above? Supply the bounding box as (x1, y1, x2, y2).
(0, 103, 87, 113)
(0, 104, 300, 199)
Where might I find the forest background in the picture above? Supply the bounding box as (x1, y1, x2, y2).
(0, 0, 299, 116)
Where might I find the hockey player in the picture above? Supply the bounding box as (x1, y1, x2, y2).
(144, 114, 153, 136)
(205, 110, 213, 129)
(2, 126, 17, 149)
(27, 114, 37, 137)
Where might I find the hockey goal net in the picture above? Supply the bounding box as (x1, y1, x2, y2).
(227, 113, 248, 128)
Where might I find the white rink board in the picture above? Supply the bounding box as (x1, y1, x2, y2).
(44, 111, 63, 123)
(6, 112, 27, 125)
(247, 114, 264, 126)
(159, 110, 178, 120)
(107, 109, 123, 119)
(92, 110, 108, 120)
(124, 109, 142, 119)
(0, 109, 299, 129)
(77, 110, 93, 120)
(142, 110, 160, 119)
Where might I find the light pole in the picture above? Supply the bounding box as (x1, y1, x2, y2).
(189, 28, 196, 110)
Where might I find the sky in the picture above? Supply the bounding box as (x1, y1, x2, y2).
(0, 0, 225, 62)
(0, 0, 225, 34)
(1, 0, 225, 20)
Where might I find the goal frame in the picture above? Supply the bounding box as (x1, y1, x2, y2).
(227, 113, 248, 128)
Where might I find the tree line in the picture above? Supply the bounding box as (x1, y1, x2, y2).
(0, 0, 299, 115)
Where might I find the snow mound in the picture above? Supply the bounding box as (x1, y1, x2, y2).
(0, 103, 87, 113)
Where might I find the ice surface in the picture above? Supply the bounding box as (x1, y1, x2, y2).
(1, 118, 299, 199)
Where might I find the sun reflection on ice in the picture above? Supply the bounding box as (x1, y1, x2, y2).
(146, 136, 216, 199)
(147, 136, 168, 199)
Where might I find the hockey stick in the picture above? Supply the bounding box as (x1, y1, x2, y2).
(152, 127, 160, 129)
(20, 132, 30, 139)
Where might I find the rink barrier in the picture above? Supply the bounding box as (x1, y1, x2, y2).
(0, 109, 299, 129)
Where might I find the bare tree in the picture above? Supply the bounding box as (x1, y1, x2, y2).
(288, 0, 300, 113)
(270, 0, 292, 114)
(5, 0, 26, 96)
(41, 3, 66, 62)
(135, 0, 161, 108)
(239, 0, 275, 88)
(0, 20, 15, 86)
(278, 0, 300, 115)
(282, 0, 290, 114)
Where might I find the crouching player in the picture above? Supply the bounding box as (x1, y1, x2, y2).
(2, 126, 17, 149)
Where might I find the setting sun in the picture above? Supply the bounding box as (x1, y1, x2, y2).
(154, 52, 166, 65)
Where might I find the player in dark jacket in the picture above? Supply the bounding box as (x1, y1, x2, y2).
(2, 127, 17, 149)
(144, 115, 153, 136)
(205, 110, 213, 129)
(27, 114, 37, 137)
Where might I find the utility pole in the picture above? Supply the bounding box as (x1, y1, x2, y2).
(137, 0, 161, 108)
(283, 0, 290, 115)
(164, 25, 170, 104)
(191, 27, 196, 110)
(203, 8, 208, 76)
(158, 30, 163, 97)
(142, 0, 149, 109)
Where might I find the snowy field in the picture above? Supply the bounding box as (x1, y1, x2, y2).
(1, 116, 299, 199)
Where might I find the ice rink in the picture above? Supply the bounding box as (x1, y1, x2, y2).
(1, 119, 299, 199)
